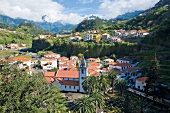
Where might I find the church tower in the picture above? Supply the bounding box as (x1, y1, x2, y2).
(79, 56, 88, 92)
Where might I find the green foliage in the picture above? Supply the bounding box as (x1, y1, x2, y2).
(0, 62, 67, 112)
(75, 16, 107, 32)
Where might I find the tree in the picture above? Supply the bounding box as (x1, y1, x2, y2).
(74, 96, 95, 113)
(108, 70, 118, 93)
(0, 62, 67, 112)
(146, 54, 162, 100)
(114, 79, 128, 96)
(98, 74, 110, 94)
(89, 92, 105, 113)
(82, 75, 99, 94)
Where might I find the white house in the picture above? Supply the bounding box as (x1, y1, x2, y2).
(116, 57, 132, 64)
(41, 58, 57, 70)
(86, 58, 100, 63)
(53, 56, 89, 93)
(101, 33, 110, 39)
(109, 63, 133, 70)
(135, 77, 148, 91)
(103, 58, 114, 65)
(44, 53, 60, 59)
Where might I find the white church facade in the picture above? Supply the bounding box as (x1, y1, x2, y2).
(53, 56, 89, 93)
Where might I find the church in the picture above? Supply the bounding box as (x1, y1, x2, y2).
(53, 56, 88, 93)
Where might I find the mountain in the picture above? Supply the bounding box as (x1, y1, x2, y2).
(75, 16, 108, 32)
(114, 10, 144, 21)
(0, 14, 75, 32)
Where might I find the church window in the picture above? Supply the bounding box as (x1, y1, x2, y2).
(82, 69, 84, 74)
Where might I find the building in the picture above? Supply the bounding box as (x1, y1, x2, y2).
(44, 53, 60, 59)
(135, 77, 148, 91)
(86, 58, 100, 63)
(53, 56, 89, 93)
(39, 34, 51, 39)
(116, 57, 132, 64)
(84, 34, 101, 42)
(101, 33, 110, 39)
(103, 58, 114, 65)
(41, 58, 57, 70)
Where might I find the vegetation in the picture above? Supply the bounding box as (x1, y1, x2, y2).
(0, 61, 67, 112)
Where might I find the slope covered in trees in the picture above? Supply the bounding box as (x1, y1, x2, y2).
(0, 61, 67, 112)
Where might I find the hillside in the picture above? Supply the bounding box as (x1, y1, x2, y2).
(0, 14, 75, 32)
(0, 22, 51, 47)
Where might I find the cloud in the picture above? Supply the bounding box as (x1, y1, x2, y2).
(78, 0, 94, 4)
(0, 0, 84, 24)
(99, 0, 160, 19)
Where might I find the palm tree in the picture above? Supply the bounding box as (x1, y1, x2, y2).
(98, 74, 110, 94)
(107, 70, 118, 93)
(74, 96, 95, 113)
(114, 79, 128, 96)
(82, 75, 99, 94)
(90, 92, 105, 113)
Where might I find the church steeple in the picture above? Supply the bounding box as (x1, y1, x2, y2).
(80, 56, 86, 67)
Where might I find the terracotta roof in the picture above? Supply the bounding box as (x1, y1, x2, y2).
(56, 70, 79, 78)
(136, 77, 148, 83)
(108, 62, 117, 65)
(13, 57, 30, 62)
(44, 77, 54, 83)
(59, 80, 79, 86)
(41, 58, 57, 61)
(44, 71, 56, 77)
(88, 62, 100, 67)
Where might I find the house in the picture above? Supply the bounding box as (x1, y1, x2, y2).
(53, 56, 89, 92)
(70, 56, 79, 65)
(137, 30, 149, 37)
(109, 63, 133, 70)
(44, 71, 56, 83)
(44, 53, 60, 59)
(88, 62, 101, 68)
(12, 57, 32, 69)
(41, 58, 57, 70)
(103, 58, 114, 65)
(86, 58, 100, 63)
(6, 44, 19, 49)
(135, 77, 148, 91)
(84, 34, 101, 42)
(109, 37, 122, 42)
(101, 33, 110, 39)
(116, 57, 132, 64)
(58, 60, 75, 69)
(39, 34, 51, 39)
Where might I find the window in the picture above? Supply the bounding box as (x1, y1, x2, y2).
(82, 77, 84, 79)
(81, 69, 84, 74)
(65, 86, 66, 88)
(69, 86, 71, 89)
(138, 86, 140, 89)
(74, 86, 75, 89)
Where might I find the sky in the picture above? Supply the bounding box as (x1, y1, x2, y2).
(0, 0, 160, 24)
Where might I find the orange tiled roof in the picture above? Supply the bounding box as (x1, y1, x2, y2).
(108, 62, 117, 65)
(56, 70, 79, 78)
(88, 62, 100, 67)
(136, 77, 148, 83)
(44, 77, 54, 83)
(44, 71, 56, 77)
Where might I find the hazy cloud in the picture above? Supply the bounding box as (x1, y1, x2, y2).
(0, 0, 84, 24)
(99, 0, 160, 19)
